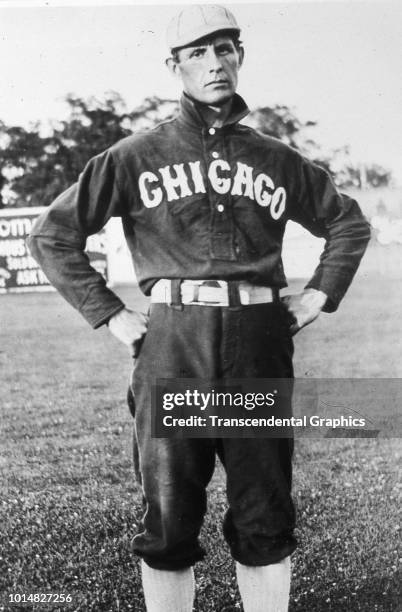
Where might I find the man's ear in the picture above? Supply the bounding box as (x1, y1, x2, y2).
(238, 46, 245, 69)
(166, 57, 179, 77)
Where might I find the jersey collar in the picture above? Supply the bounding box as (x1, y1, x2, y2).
(177, 92, 250, 131)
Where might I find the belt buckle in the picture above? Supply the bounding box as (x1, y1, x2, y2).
(180, 281, 205, 305)
(195, 281, 227, 306)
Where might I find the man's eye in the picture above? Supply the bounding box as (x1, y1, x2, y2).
(216, 46, 231, 55)
(191, 49, 205, 58)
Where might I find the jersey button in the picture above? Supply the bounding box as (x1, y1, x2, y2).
(208, 128, 216, 135)
(212, 151, 219, 159)
(217, 204, 224, 212)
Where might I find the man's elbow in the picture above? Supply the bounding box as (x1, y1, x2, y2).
(350, 200, 372, 245)
(360, 216, 372, 252)
(26, 233, 62, 271)
(26, 233, 41, 262)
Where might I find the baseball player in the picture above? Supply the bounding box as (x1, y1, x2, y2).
(27, 5, 371, 611)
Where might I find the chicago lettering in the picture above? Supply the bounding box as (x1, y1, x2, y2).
(138, 159, 286, 220)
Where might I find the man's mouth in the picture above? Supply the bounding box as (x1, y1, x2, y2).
(206, 79, 229, 87)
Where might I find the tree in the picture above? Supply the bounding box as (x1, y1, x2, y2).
(0, 92, 178, 208)
(246, 104, 317, 150)
(363, 164, 393, 189)
(0, 94, 392, 207)
(246, 106, 393, 190)
(331, 158, 393, 190)
(246, 105, 343, 178)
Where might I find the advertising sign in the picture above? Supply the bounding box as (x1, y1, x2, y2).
(0, 207, 108, 293)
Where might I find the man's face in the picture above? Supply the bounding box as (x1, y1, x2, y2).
(169, 35, 244, 106)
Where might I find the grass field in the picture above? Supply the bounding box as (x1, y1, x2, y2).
(0, 242, 401, 611)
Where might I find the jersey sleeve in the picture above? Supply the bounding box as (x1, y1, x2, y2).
(27, 149, 126, 328)
(289, 156, 372, 312)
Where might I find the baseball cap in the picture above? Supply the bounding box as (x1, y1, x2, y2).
(167, 4, 240, 51)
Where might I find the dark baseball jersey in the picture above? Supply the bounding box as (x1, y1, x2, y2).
(27, 93, 371, 328)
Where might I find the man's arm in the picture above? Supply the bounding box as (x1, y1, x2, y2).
(284, 155, 371, 332)
(27, 150, 126, 327)
(27, 149, 148, 352)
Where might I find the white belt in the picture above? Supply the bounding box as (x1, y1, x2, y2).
(150, 279, 278, 306)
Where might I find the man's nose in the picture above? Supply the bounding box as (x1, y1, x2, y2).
(206, 47, 223, 72)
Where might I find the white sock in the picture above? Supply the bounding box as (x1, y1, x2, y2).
(236, 556, 291, 612)
(141, 560, 195, 612)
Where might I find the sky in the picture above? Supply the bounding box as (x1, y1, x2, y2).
(0, 0, 401, 184)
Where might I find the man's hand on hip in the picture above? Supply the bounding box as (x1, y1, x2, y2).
(107, 307, 149, 357)
(281, 289, 327, 335)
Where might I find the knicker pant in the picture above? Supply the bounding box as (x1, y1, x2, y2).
(130, 301, 297, 570)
